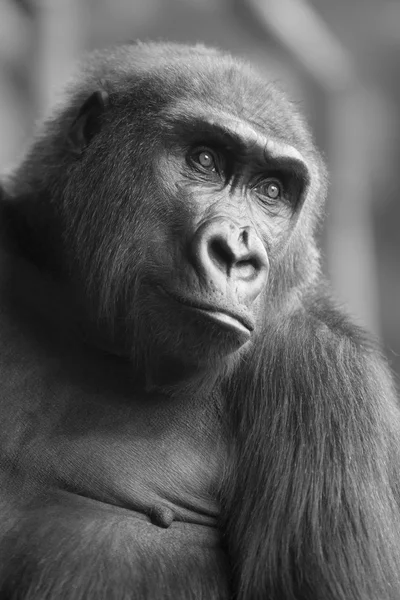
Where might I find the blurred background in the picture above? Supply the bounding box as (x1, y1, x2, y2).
(0, 0, 399, 378)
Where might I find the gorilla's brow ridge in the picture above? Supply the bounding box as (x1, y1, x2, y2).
(163, 108, 310, 176)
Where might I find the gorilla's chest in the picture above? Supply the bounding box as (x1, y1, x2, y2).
(48, 396, 223, 526)
(0, 347, 223, 527)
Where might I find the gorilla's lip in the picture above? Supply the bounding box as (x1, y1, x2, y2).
(193, 308, 253, 338)
(159, 287, 254, 334)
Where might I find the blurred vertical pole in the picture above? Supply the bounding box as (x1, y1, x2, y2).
(32, 0, 88, 116)
(326, 88, 381, 334)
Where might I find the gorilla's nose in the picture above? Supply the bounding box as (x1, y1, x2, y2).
(190, 219, 269, 305)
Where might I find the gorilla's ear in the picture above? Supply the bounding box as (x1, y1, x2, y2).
(68, 89, 109, 154)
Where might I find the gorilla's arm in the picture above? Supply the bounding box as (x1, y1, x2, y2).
(225, 293, 400, 600)
(0, 494, 227, 600)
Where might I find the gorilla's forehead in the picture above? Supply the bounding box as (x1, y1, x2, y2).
(150, 64, 309, 149)
(163, 73, 303, 143)
(77, 43, 313, 152)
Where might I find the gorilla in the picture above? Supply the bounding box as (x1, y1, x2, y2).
(0, 41, 399, 600)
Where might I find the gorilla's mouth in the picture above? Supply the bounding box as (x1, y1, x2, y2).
(193, 308, 252, 337)
(159, 287, 254, 337)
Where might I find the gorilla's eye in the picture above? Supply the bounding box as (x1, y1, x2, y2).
(197, 151, 215, 170)
(255, 179, 282, 201)
(189, 147, 219, 173)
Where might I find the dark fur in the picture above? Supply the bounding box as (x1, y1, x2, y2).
(0, 41, 399, 600)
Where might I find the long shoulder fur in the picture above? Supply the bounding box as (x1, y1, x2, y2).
(223, 293, 400, 600)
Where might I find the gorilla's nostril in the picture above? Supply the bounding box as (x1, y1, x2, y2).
(209, 238, 234, 273)
(241, 228, 249, 247)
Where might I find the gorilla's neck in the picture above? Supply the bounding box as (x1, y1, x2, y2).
(141, 352, 222, 399)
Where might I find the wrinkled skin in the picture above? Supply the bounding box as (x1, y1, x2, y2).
(0, 42, 400, 600)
